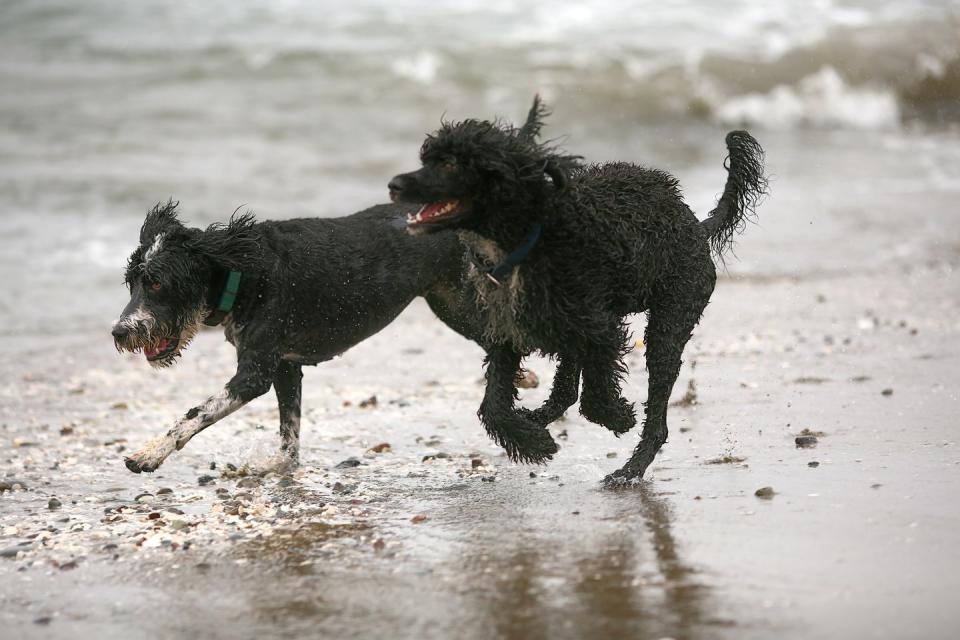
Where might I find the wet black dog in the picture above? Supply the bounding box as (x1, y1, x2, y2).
(388, 103, 767, 485)
(112, 101, 580, 475)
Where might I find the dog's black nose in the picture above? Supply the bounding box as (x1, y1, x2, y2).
(388, 176, 406, 195)
(111, 325, 128, 340)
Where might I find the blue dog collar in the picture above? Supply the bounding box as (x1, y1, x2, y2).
(484, 223, 542, 286)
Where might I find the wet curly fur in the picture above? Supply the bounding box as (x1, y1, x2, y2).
(111, 100, 584, 475)
(389, 98, 767, 484)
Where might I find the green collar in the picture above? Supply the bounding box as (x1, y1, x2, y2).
(203, 270, 242, 326)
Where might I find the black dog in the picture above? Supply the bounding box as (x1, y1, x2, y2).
(388, 103, 767, 485)
(112, 101, 581, 475)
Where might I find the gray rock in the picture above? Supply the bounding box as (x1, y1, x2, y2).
(47, 498, 62, 510)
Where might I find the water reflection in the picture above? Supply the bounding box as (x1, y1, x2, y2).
(456, 483, 726, 640)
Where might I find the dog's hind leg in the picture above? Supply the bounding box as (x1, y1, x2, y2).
(579, 326, 637, 435)
(247, 360, 303, 476)
(517, 355, 581, 426)
(604, 278, 713, 487)
(478, 346, 559, 464)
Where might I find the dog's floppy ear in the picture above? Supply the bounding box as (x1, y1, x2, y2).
(187, 210, 261, 272)
(140, 199, 183, 245)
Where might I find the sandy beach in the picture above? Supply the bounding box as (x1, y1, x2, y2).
(2, 1, 960, 638)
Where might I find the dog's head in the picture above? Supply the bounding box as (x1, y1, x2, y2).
(111, 200, 258, 368)
(388, 98, 579, 236)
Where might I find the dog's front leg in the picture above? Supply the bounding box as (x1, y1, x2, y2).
(124, 352, 277, 473)
(517, 355, 580, 426)
(478, 346, 559, 464)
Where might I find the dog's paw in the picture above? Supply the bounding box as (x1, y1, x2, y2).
(515, 406, 554, 427)
(123, 436, 176, 474)
(580, 396, 636, 435)
(601, 467, 644, 489)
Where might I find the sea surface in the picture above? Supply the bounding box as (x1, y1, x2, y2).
(0, 0, 958, 338)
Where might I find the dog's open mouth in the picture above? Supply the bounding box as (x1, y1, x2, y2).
(143, 338, 180, 362)
(406, 200, 462, 228)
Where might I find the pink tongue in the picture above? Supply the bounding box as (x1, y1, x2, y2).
(421, 202, 447, 220)
(145, 339, 170, 358)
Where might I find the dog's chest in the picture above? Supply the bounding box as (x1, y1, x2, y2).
(459, 231, 534, 351)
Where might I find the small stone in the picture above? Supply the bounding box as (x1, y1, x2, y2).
(197, 475, 216, 486)
(481, 475, 496, 482)
(556, 430, 568, 440)
(373, 538, 386, 551)
(209, 461, 217, 471)
(156, 487, 173, 495)
(808, 461, 820, 468)
(755, 486, 775, 499)
(795, 435, 818, 448)
(471, 459, 484, 468)
(881, 388, 894, 396)
(0, 482, 10, 493)
(226, 463, 238, 472)
(222, 501, 241, 516)
(529, 472, 537, 478)
(335, 457, 361, 469)
(871, 483, 882, 489)
(215, 487, 230, 495)
(59, 426, 75, 436)
(1, 547, 23, 559)
(165, 507, 185, 515)
(411, 514, 428, 524)
(110, 402, 128, 410)
(134, 493, 154, 504)
(515, 369, 539, 389)
(606, 452, 618, 458)
(59, 560, 78, 571)
(147, 512, 162, 520)
(234, 492, 253, 501)
(47, 498, 62, 510)
(358, 395, 378, 408)
(170, 519, 189, 531)
(276, 476, 296, 488)
(368, 442, 391, 453)
(434, 452, 451, 459)
(33, 617, 52, 626)
(237, 477, 260, 489)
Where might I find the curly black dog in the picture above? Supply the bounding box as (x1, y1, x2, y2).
(111, 101, 581, 475)
(388, 102, 767, 485)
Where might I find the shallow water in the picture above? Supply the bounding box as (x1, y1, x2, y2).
(1, 2, 960, 639)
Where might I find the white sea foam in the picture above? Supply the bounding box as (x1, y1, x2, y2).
(716, 67, 901, 130)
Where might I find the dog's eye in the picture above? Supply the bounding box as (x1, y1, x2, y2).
(440, 161, 457, 173)
(149, 281, 162, 292)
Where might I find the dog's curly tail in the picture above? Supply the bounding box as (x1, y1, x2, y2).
(702, 130, 768, 259)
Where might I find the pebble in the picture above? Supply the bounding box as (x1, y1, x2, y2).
(471, 459, 484, 468)
(755, 487, 776, 499)
(368, 442, 391, 453)
(47, 498, 62, 510)
(516, 369, 539, 389)
(135, 493, 154, 504)
(33, 617, 52, 626)
(411, 514, 428, 524)
(1, 547, 24, 559)
(881, 388, 894, 396)
(808, 461, 820, 468)
(170, 520, 189, 531)
(156, 487, 173, 495)
(335, 457, 362, 469)
(237, 477, 260, 488)
(198, 475, 216, 486)
(795, 435, 818, 448)
(276, 476, 296, 488)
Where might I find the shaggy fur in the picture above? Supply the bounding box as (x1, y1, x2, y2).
(112, 101, 581, 475)
(388, 101, 767, 485)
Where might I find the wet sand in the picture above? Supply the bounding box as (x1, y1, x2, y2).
(2, 259, 958, 639)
